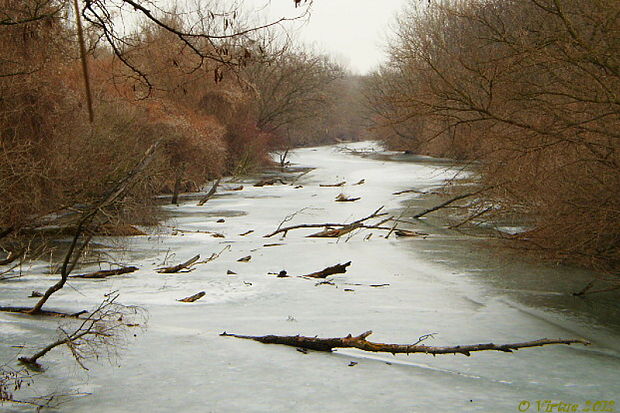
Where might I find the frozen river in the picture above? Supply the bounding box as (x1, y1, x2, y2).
(1, 142, 619, 412)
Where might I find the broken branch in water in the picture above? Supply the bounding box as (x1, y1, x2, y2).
(220, 330, 590, 356)
(197, 178, 221, 206)
(70, 266, 138, 279)
(156, 255, 200, 273)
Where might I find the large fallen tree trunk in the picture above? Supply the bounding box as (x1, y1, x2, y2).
(220, 330, 589, 356)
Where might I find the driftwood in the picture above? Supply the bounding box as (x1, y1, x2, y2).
(177, 291, 205, 302)
(335, 194, 360, 202)
(301, 262, 351, 278)
(320, 181, 346, 187)
(237, 255, 252, 262)
(353, 179, 365, 185)
(239, 230, 254, 236)
(70, 266, 139, 279)
(197, 178, 221, 206)
(220, 330, 590, 356)
(156, 255, 200, 273)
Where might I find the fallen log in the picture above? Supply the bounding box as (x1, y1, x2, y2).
(220, 330, 590, 356)
(156, 255, 200, 273)
(70, 266, 139, 279)
(197, 178, 221, 206)
(177, 291, 205, 302)
(301, 261, 351, 278)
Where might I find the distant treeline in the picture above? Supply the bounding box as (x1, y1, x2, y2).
(364, 0, 619, 272)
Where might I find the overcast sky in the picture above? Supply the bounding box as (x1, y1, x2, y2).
(245, 0, 408, 74)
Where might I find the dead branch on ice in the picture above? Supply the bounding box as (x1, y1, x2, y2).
(220, 330, 590, 356)
(301, 262, 351, 278)
(320, 181, 346, 187)
(70, 266, 139, 279)
(177, 291, 205, 302)
(264, 206, 386, 238)
(156, 255, 200, 273)
(335, 193, 360, 202)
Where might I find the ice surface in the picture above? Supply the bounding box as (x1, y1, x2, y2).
(1, 142, 618, 412)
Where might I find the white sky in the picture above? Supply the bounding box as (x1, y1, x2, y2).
(245, 0, 408, 74)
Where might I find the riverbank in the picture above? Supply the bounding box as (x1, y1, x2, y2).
(1, 142, 618, 412)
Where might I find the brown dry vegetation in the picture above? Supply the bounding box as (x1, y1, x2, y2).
(366, 0, 620, 273)
(0, 0, 302, 250)
(0, 0, 363, 266)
